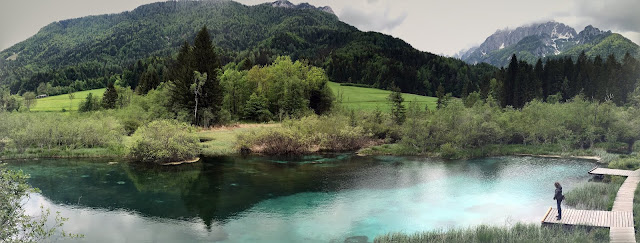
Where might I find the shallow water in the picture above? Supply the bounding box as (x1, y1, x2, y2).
(5, 155, 595, 242)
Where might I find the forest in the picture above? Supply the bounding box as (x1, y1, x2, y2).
(0, 0, 496, 99)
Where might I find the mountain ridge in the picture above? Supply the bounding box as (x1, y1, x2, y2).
(269, 0, 334, 15)
(0, 0, 495, 98)
(458, 21, 639, 66)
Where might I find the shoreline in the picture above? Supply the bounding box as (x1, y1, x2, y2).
(0, 144, 607, 164)
(512, 154, 602, 163)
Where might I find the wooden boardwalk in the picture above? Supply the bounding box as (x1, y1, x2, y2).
(542, 208, 633, 227)
(589, 167, 638, 177)
(543, 167, 640, 243)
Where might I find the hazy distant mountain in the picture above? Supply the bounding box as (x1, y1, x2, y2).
(459, 21, 640, 66)
(270, 0, 334, 15)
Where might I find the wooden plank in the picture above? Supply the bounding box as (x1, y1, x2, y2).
(541, 207, 552, 223)
(576, 209, 583, 225)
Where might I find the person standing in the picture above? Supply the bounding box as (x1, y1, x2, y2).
(553, 182, 564, 220)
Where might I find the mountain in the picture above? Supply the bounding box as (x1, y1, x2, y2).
(0, 0, 496, 97)
(460, 21, 640, 66)
(270, 0, 334, 15)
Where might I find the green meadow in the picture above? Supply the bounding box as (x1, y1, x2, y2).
(31, 88, 106, 112)
(328, 82, 437, 112)
(31, 83, 436, 113)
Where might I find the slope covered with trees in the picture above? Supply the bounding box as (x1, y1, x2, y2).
(494, 52, 640, 108)
(0, 0, 495, 98)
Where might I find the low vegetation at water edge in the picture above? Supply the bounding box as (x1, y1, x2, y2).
(374, 224, 608, 243)
(127, 120, 200, 163)
(237, 115, 374, 155)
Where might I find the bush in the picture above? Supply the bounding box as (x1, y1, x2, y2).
(609, 157, 640, 170)
(121, 119, 142, 136)
(0, 113, 125, 152)
(238, 127, 311, 155)
(237, 115, 371, 154)
(78, 93, 102, 112)
(440, 143, 459, 159)
(128, 120, 200, 163)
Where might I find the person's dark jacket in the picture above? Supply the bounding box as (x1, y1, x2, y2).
(553, 187, 563, 201)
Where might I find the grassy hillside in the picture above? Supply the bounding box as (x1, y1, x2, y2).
(0, 0, 496, 98)
(563, 33, 640, 60)
(31, 88, 105, 112)
(328, 82, 437, 112)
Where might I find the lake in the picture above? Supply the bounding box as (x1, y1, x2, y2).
(5, 155, 596, 242)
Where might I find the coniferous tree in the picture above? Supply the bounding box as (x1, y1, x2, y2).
(436, 83, 445, 109)
(504, 54, 518, 107)
(192, 26, 223, 124)
(168, 26, 223, 125)
(169, 41, 195, 118)
(102, 82, 118, 109)
(388, 87, 406, 125)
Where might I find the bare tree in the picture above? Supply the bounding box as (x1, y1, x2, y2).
(191, 71, 207, 122)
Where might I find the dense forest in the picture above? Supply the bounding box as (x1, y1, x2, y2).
(495, 52, 640, 108)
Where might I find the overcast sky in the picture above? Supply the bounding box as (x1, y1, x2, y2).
(1, 0, 638, 56)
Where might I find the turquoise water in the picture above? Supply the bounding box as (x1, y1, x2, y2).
(5, 155, 595, 242)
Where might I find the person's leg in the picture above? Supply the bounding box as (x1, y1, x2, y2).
(556, 200, 562, 219)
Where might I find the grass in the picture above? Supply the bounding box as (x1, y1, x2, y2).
(328, 82, 437, 112)
(374, 223, 608, 243)
(197, 124, 280, 156)
(0, 147, 125, 160)
(564, 179, 624, 210)
(30, 88, 106, 112)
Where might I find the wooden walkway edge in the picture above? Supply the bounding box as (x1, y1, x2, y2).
(543, 167, 640, 243)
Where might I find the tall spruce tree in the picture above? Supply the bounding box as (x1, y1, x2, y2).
(169, 41, 195, 116)
(388, 86, 406, 125)
(192, 26, 223, 124)
(504, 54, 518, 107)
(168, 26, 223, 125)
(102, 82, 118, 109)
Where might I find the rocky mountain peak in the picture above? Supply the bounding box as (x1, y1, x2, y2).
(576, 25, 612, 44)
(270, 0, 334, 15)
(457, 21, 631, 67)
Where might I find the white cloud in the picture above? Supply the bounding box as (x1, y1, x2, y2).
(339, 6, 407, 32)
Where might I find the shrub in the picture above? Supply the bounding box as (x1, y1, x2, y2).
(78, 93, 101, 112)
(121, 119, 142, 136)
(609, 157, 640, 170)
(128, 120, 200, 163)
(238, 127, 311, 155)
(237, 115, 371, 154)
(0, 113, 124, 152)
(440, 143, 459, 159)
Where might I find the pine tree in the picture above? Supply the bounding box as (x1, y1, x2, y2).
(243, 93, 272, 122)
(169, 41, 195, 117)
(436, 83, 445, 109)
(388, 87, 406, 125)
(192, 26, 223, 125)
(102, 82, 118, 109)
(505, 54, 518, 107)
